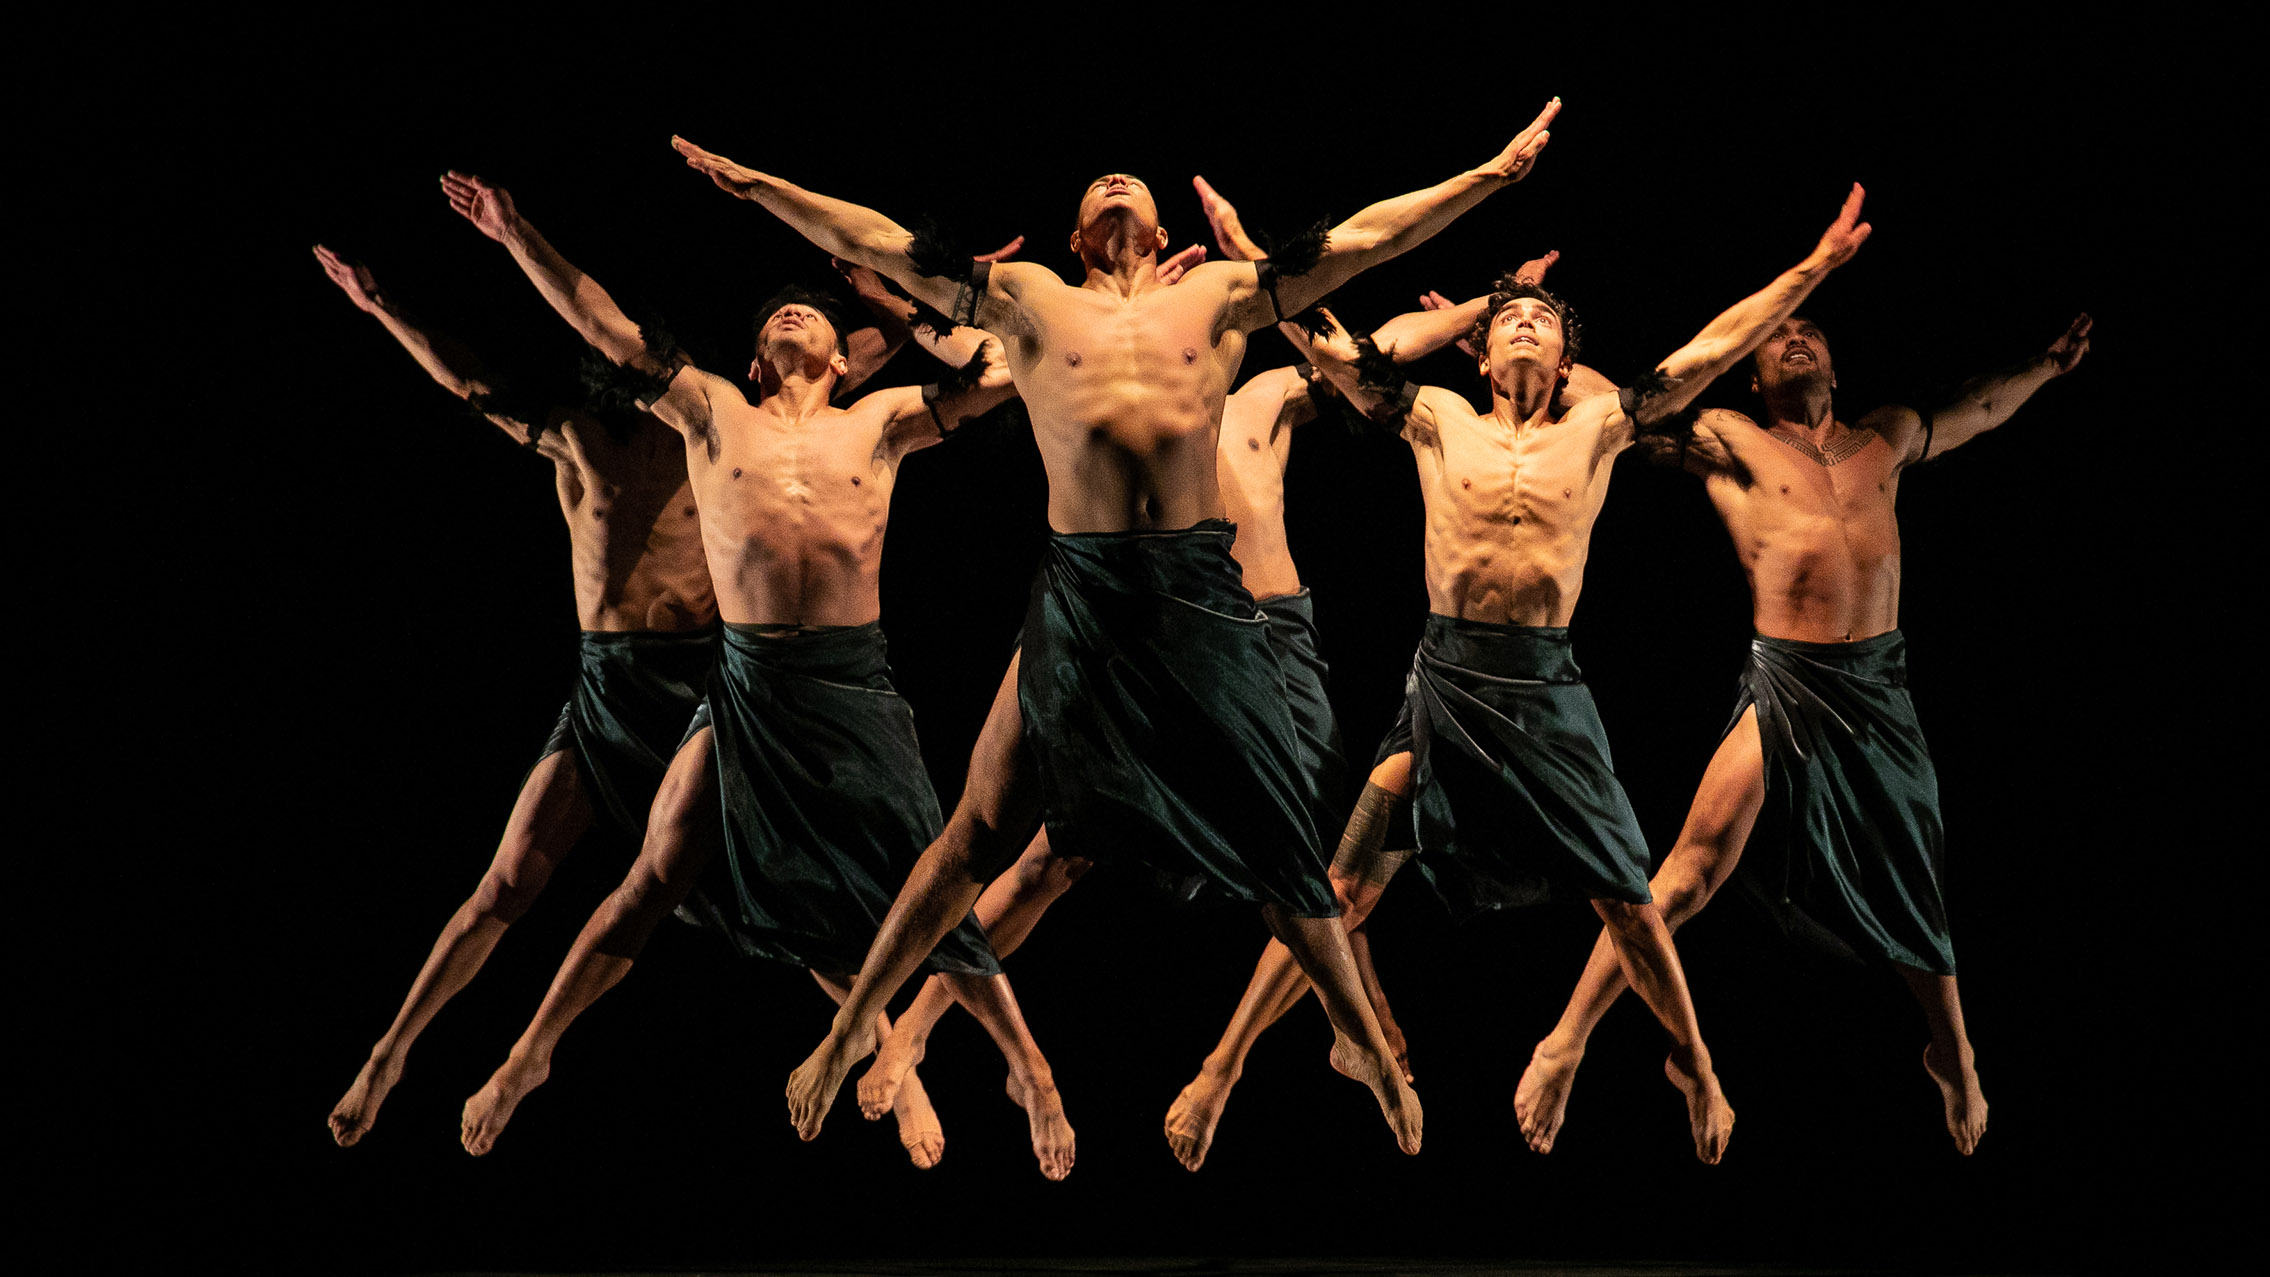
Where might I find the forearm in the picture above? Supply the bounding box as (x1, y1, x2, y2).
(1929, 353, 2061, 451)
(498, 219, 646, 363)
(1649, 260, 1835, 418)
(1333, 169, 1503, 263)
(1372, 295, 1489, 361)
(736, 173, 916, 273)
(367, 304, 490, 400)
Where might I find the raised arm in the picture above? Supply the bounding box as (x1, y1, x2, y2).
(674, 137, 1000, 319)
(874, 330, 1019, 457)
(443, 172, 733, 439)
(1881, 313, 2091, 463)
(1619, 184, 1874, 430)
(312, 244, 556, 450)
(1252, 97, 1559, 322)
(440, 172, 651, 365)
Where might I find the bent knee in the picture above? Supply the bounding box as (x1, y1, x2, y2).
(1649, 870, 1716, 926)
(471, 874, 543, 925)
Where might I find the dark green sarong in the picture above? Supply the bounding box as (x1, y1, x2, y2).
(535, 629, 717, 840)
(1259, 589, 1351, 834)
(1018, 520, 1337, 917)
(1407, 615, 1655, 914)
(699, 621, 1000, 979)
(1731, 630, 1956, 975)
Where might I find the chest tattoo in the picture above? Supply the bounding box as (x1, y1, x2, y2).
(1768, 426, 1876, 466)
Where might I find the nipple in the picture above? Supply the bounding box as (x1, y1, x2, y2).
(1066, 352, 1082, 367)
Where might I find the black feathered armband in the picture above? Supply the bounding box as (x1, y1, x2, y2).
(464, 378, 556, 447)
(1252, 219, 1331, 323)
(579, 317, 688, 415)
(1352, 333, 1420, 424)
(920, 337, 996, 437)
(1622, 368, 1698, 461)
(906, 219, 990, 330)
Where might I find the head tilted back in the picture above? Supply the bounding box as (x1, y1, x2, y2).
(752, 285, 852, 356)
(1470, 276, 1584, 368)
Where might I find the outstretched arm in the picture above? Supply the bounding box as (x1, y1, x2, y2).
(1617, 184, 1874, 431)
(440, 172, 650, 365)
(312, 244, 556, 449)
(1885, 313, 2091, 463)
(1245, 97, 1560, 322)
(875, 332, 1018, 456)
(674, 137, 1009, 319)
(442, 172, 728, 436)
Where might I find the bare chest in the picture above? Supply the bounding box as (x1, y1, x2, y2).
(1013, 289, 1238, 434)
(1427, 417, 1607, 537)
(688, 414, 890, 529)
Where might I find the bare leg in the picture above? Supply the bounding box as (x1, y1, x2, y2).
(1167, 757, 1414, 1171)
(810, 972, 946, 1170)
(1899, 965, 1987, 1155)
(1517, 708, 1763, 1156)
(329, 748, 594, 1148)
(1267, 905, 1423, 1157)
(859, 829, 1090, 1119)
(1345, 925, 1409, 1082)
(786, 653, 1054, 1147)
(460, 728, 721, 1156)
(939, 970, 1077, 1180)
(1591, 897, 1735, 1164)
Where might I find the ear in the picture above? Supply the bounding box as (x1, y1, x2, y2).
(1154, 224, 1169, 252)
(1070, 227, 1084, 256)
(750, 356, 763, 380)
(830, 350, 850, 379)
(1748, 373, 1761, 395)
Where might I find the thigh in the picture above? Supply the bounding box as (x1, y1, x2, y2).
(1668, 706, 1768, 891)
(490, 748, 597, 886)
(957, 651, 1044, 880)
(633, 726, 723, 893)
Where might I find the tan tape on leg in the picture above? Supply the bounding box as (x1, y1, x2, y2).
(1330, 782, 1417, 886)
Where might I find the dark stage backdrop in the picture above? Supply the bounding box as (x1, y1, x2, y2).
(93, 20, 2231, 1275)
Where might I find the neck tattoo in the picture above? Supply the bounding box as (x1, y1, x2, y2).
(1769, 425, 1875, 466)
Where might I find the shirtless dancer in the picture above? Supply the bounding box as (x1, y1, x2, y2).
(676, 96, 1564, 1163)
(1154, 190, 1608, 1170)
(1171, 185, 1879, 1171)
(1514, 292, 2091, 1160)
(431, 173, 1070, 1175)
(313, 244, 720, 1149)
(845, 216, 1510, 1130)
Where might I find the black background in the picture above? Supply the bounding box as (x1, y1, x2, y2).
(79, 15, 2234, 1275)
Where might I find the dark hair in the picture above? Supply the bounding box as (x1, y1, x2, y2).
(1469, 277, 1583, 368)
(752, 286, 851, 356)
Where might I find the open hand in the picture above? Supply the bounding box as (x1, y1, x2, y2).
(672, 136, 765, 197)
(1807, 183, 1873, 269)
(312, 245, 387, 313)
(1191, 176, 1263, 262)
(1481, 98, 1559, 182)
(440, 171, 519, 243)
(2046, 313, 2092, 374)
(974, 236, 1026, 264)
(1419, 290, 1480, 358)
(1157, 244, 1207, 285)
(1512, 249, 1560, 288)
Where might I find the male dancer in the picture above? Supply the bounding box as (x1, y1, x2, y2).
(1513, 295, 2091, 1158)
(676, 96, 1564, 1158)
(432, 173, 1071, 1176)
(1209, 185, 1879, 1168)
(845, 228, 1516, 1129)
(313, 245, 719, 1149)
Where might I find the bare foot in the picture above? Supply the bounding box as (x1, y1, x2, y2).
(1329, 1033, 1424, 1155)
(461, 1053, 549, 1157)
(328, 1055, 402, 1148)
(857, 1027, 926, 1120)
(1377, 1010, 1415, 1085)
(891, 1069, 945, 1170)
(1004, 1070, 1077, 1181)
(1663, 1049, 1735, 1165)
(785, 1023, 873, 1142)
(1163, 1062, 1240, 1172)
(1923, 1042, 1987, 1155)
(1513, 1039, 1583, 1154)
